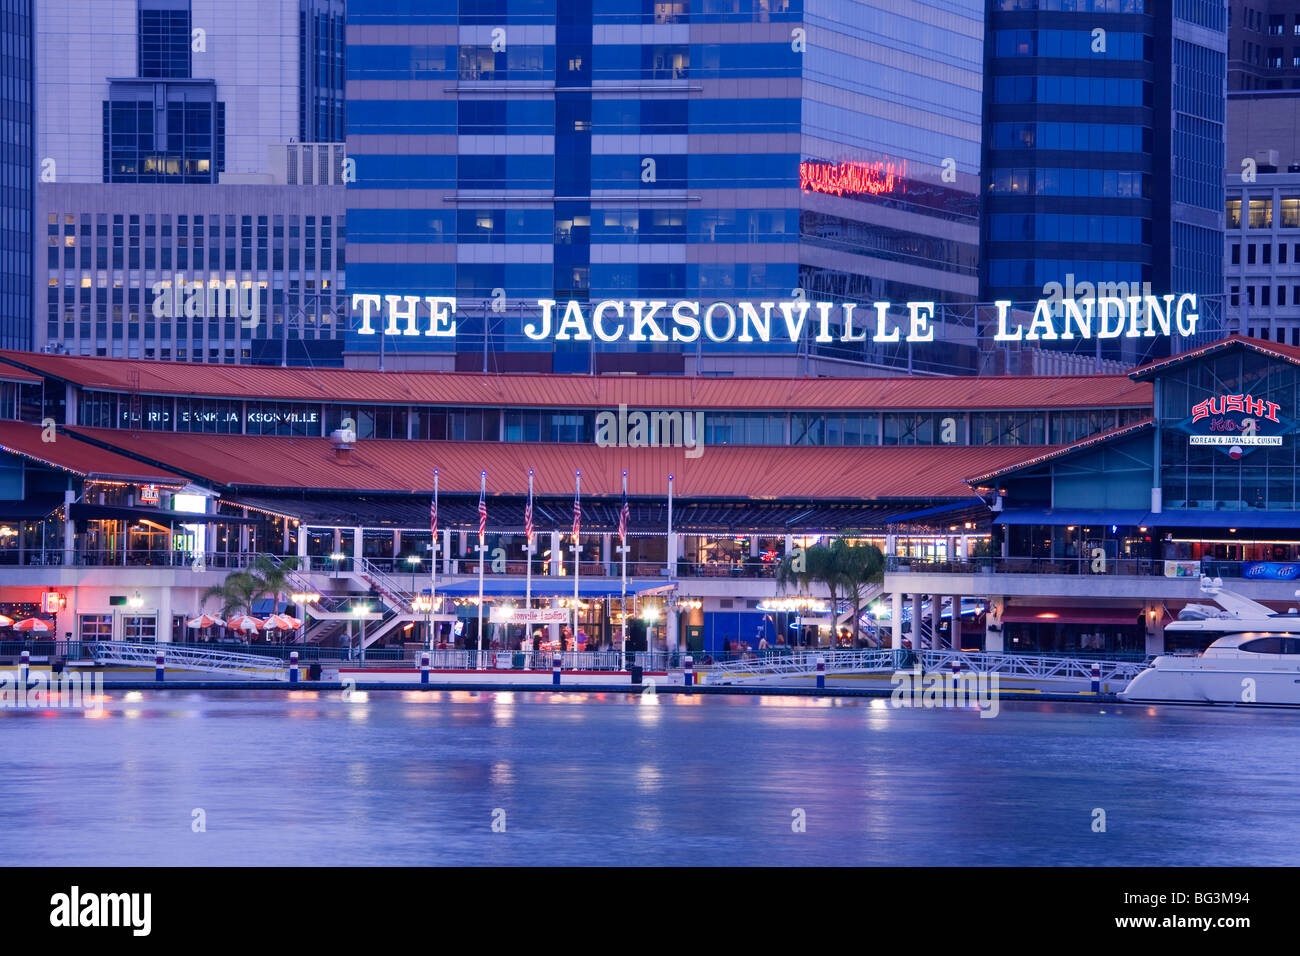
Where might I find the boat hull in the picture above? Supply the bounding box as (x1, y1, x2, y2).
(1121, 660, 1300, 706)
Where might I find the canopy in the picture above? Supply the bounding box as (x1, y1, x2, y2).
(186, 613, 225, 628)
(995, 508, 1151, 527)
(13, 617, 52, 632)
(226, 613, 262, 633)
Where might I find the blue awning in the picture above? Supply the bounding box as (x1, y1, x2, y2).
(1149, 510, 1300, 529)
(995, 508, 1150, 527)
(885, 498, 987, 525)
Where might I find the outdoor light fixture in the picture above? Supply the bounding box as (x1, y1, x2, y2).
(330, 552, 346, 562)
(642, 606, 660, 622)
(352, 603, 371, 616)
(128, 590, 144, 609)
(406, 555, 421, 566)
(291, 591, 321, 604)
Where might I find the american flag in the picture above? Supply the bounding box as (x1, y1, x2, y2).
(572, 476, 582, 540)
(429, 488, 437, 539)
(524, 483, 534, 544)
(618, 485, 629, 544)
(477, 480, 487, 543)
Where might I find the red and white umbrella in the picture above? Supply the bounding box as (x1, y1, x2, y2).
(13, 617, 52, 632)
(262, 613, 302, 630)
(186, 613, 225, 629)
(226, 614, 262, 633)
(0, 614, 14, 627)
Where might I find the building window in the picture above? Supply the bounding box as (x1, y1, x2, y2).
(1226, 199, 1241, 227)
(1281, 197, 1300, 227)
(79, 614, 112, 642)
(123, 615, 157, 641)
(1248, 199, 1273, 228)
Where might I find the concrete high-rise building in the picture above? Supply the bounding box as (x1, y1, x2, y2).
(34, 0, 348, 364)
(0, 0, 36, 351)
(981, 0, 1229, 365)
(1223, 90, 1300, 342)
(1229, 0, 1300, 90)
(343, 0, 986, 375)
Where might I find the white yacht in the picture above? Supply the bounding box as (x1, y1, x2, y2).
(1120, 577, 1300, 707)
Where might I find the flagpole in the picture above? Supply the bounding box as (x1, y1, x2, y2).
(667, 473, 674, 662)
(572, 470, 581, 666)
(477, 469, 486, 670)
(430, 469, 439, 651)
(620, 470, 628, 669)
(525, 469, 534, 665)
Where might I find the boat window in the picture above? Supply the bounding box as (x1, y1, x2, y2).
(1239, 637, 1287, 654)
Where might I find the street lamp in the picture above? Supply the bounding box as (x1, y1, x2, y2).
(412, 594, 433, 650)
(352, 602, 371, 665)
(330, 551, 345, 581)
(406, 553, 421, 591)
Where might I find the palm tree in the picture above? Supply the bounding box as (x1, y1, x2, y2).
(201, 570, 262, 620)
(775, 541, 839, 647)
(831, 539, 886, 646)
(249, 555, 300, 617)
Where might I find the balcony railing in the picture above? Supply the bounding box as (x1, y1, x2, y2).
(0, 549, 269, 569)
(887, 555, 1167, 576)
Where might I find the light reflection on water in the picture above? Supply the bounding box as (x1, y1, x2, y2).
(1, 689, 1297, 866)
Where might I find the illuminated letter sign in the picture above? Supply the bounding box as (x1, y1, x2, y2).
(799, 159, 907, 197)
(354, 295, 1199, 344)
(1185, 392, 1290, 456)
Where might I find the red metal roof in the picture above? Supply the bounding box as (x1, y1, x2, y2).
(1130, 334, 1300, 380)
(0, 351, 1152, 411)
(0, 366, 40, 384)
(0, 422, 187, 484)
(67, 427, 1056, 500)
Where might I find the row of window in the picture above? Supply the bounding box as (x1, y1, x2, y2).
(994, 30, 1148, 60)
(1228, 285, 1300, 309)
(992, 76, 1151, 107)
(988, 167, 1149, 198)
(988, 213, 1147, 245)
(1229, 241, 1300, 265)
(72, 395, 1146, 447)
(990, 122, 1150, 154)
(1227, 198, 1300, 229)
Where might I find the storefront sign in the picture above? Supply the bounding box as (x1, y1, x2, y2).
(488, 607, 568, 625)
(1242, 561, 1300, 581)
(1163, 560, 1201, 578)
(1184, 392, 1291, 457)
(352, 294, 1200, 344)
(139, 484, 159, 503)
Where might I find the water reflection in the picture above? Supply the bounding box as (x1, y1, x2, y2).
(1, 691, 1297, 866)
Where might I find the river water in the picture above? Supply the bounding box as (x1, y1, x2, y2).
(2, 689, 1297, 866)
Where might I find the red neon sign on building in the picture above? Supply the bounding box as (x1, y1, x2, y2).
(799, 159, 908, 197)
(1190, 394, 1280, 424)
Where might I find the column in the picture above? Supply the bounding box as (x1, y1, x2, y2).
(891, 590, 903, 649)
(911, 593, 923, 649)
(550, 531, 561, 576)
(1144, 602, 1165, 656)
(930, 594, 942, 651)
(352, 527, 362, 573)
(63, 488, 75, 566)
(158, 586, 173, 644)
(986, 597, 1005, 653)
(441, 528, 451, 574)
(668, 530, 678, 578)
(548, 595, 561, 645)
(601, 533, 611, 573)
(297, 523, 308, 567)
(666, 605, 679, 654)
(951, 596, 963, 651)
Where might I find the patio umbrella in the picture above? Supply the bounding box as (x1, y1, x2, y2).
(226, 614, 262, 634)
(0, 615, 14, 627)
(262, 613, 302, 630)
(13, 618, 51, 632)
(185, 613, 225, 629)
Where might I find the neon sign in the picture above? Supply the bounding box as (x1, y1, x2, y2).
(1191, 394, 1280, 424)
(799, 159, 907, 197)
(351, 294, 1201, 344)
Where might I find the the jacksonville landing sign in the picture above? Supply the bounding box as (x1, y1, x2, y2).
(350, 294, 1203, 344)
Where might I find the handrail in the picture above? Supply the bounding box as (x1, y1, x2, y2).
(87, 641, 287, 679)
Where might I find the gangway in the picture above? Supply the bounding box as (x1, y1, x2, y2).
(87, 642, 288, 680)
(703, 649, 1149, 685)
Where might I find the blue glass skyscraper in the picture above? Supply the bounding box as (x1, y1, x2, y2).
(0, 0, 35, 350)
(345, 0, 986, 374)
(981, 0, 1227, 363)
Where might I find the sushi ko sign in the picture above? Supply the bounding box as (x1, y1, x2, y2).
(1185, 392, 1291, 457)
(350, 294, 1201, 344)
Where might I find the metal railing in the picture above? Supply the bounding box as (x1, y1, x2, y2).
(888, 555, 1167, 577)
(86, 641, 287, 679)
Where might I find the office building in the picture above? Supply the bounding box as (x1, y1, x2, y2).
(1229, 0, 1300, 90)
(344, 0, 986, 375)
(981, 0, 1229, 365)
(0, 0, 35, 351)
